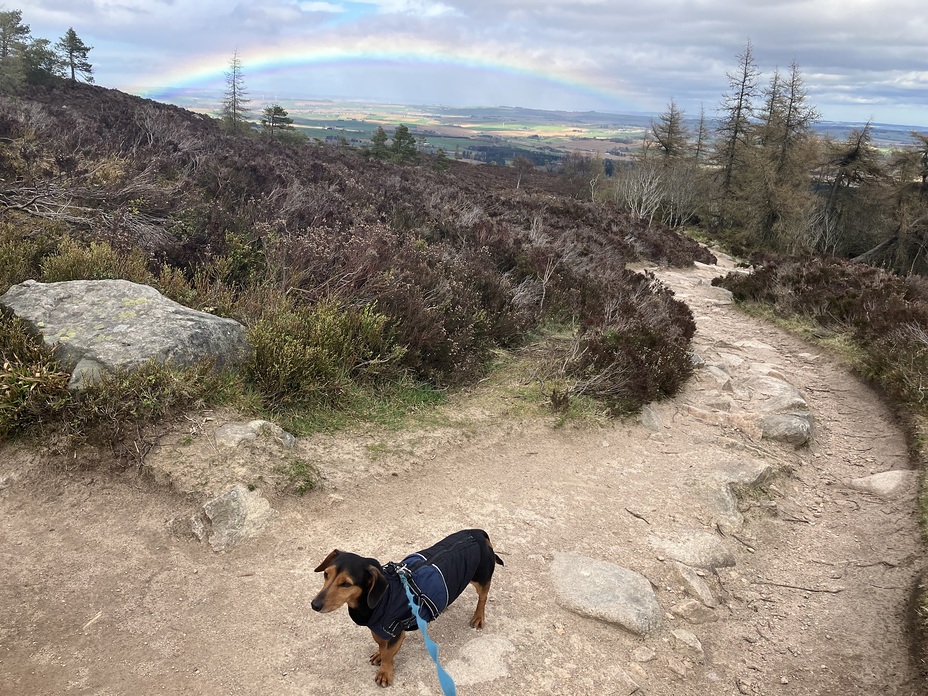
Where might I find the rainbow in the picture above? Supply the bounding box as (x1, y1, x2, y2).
(132, 35, 640, 111)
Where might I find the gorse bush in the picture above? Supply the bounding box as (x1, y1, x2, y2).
(247, 298, 405, 407)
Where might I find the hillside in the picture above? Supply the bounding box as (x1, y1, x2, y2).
(1, 80, 713, 437)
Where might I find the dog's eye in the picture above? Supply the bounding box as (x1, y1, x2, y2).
(339, 580, 352, 588)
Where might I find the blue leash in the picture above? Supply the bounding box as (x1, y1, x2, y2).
(397, 569, 457, 696)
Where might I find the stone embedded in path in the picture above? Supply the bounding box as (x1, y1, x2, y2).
(649, 531, 735, 570)
(700, 459, 776, 532)
(671, 562, 718, 608)
(638, 405, 664, 432)
(215, 420, 296, 449)
(759, 412, 813, 446)
(444, 636, 515, 686)
(848, 470, 917, 497)
(191, 484, 276, 552)
(551, 553, 662, 635)
(672, 599, 719, 625)
(750, 376, 808, 413)
(0, 279, 248, 389)
(672, 628, 705, 661)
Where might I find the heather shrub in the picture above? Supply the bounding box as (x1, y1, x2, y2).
(564, 272, 696, 413)
(247, 298, 405, 406)
(41, 237, 152, 284)
(66, 359, 226, 452)
(0, 314, 70, 438)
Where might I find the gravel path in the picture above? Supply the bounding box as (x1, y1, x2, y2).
(1, 253, 923, 695)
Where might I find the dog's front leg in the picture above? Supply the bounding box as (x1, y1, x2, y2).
(370, 629, 405, 687)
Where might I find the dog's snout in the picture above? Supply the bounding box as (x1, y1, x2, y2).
(311, 596, 324, 612)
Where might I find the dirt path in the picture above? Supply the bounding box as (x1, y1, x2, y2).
(1, 254, 924, 696)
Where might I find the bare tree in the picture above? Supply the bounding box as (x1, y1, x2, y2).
(513, 156, 534, 189)
(614, 162, 662, 226)
(220, 49, 251, 133)
(714, 40, 760, 195)
(693, 104, 710, 162)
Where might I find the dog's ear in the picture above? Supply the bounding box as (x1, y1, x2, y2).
(367, 565, 388, 608)
(314, 549, 341, 572)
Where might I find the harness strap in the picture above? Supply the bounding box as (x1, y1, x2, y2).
(397, 567, 457, 696)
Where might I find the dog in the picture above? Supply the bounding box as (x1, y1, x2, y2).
(312, 528, 503, 687)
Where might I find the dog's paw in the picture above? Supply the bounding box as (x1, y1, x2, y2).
(369, 649, 382, 666)
(374, 667, 394, 687)
(469, 614, 485, 629)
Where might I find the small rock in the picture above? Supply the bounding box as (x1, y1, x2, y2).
(672, 599, 718, 624)
(638, 405, 663, 432)
(626, 661, 650, 683)
(214, 423, 258, 447)
(672, 562, 718, 607)
(672, 628, 705, 661)
(759, 412, 813, 446)
(750, 376, 808, 412)
(649, 531, 735, 570)
(848, 470, 917, 497)
(632, 647, 657, 663)
(201, 484, 275, 552)
(667, 656, 688, 678)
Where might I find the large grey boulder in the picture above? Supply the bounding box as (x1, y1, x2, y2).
(551, 553, 662, 635)
(0, 279, 249, 389)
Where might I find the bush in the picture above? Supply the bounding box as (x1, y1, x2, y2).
(65, 359, 226, 451)
(247, 298, 405, 406)
(41, 237, 152, 284)
(0, 314, 70, 438)
(564, 272, 696, 413)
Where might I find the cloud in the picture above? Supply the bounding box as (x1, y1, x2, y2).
(22, 0, 928, 125)
(299, 1, 345, 11)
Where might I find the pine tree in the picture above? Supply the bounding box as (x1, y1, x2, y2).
(261, 104, 294, 137)
(23, 38, 63, 85)
(220, 50, 251, 133)
(55, 27, 93, 83)
(370, 126, 389, 159)
(0, 9, 29, 59)
(390, 124, 418, 163)
(651, 98, 690, 160)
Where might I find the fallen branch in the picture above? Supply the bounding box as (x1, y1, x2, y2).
(625, 508, 650, 525)
(754, 579, 844, 594)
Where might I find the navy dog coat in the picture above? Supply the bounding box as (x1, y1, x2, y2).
(352, 530, 484, 640)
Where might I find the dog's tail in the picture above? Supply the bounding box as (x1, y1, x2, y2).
(477, 529, 505, 567)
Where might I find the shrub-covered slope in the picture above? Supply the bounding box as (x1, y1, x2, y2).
(1, 81, 709, 428)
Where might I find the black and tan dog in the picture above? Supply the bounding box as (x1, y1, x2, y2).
(312, 529, 503, 687)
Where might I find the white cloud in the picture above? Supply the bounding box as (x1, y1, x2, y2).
(298, 1, 345, 12)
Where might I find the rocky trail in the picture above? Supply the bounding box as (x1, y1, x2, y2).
(1, 253, 924, 695)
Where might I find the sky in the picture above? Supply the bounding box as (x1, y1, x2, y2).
(20, 0, 928, 127)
